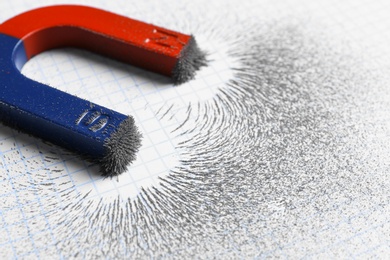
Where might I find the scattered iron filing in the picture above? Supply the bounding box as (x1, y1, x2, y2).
(0, 5, 207, 177)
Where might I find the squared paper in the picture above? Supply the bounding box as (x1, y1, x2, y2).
(0, 0, 390, 258)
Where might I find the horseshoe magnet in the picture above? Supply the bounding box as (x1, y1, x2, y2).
(0, 5, 206, 177)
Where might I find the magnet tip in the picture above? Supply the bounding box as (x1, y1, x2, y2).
(172, 36, 207, 85)
(99, 116, 142, 177)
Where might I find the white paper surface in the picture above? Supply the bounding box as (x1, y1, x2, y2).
(0, 0, 389, 258)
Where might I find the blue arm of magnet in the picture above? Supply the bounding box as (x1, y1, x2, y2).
(0, 33, 128, 158)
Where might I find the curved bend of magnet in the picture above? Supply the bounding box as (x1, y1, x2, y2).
(0, 5, 191, 169)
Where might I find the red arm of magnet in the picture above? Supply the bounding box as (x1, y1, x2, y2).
(0, 5, 191, 76)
